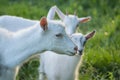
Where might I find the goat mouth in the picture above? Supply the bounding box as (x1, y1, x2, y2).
(66, 51, 76, 56)
(76, 51, 83, 56)
(79, 51, 83, 55)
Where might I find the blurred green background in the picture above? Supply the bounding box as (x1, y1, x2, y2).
(0, 0, 120, 80)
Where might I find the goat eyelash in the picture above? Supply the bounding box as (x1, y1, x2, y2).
(56, 33, 63, 37)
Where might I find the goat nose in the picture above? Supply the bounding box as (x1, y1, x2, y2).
(79, 50, 83, 55)
(74, 46, 78, 52)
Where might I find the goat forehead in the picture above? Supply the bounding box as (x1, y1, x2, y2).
(72, 33, 83, 38)
(64, 15, 78, 26)
(67, 15, 78, 20)
(71, 33, 85, 41)
(48, 21, 65, 32)
(68, 15, 77, 18)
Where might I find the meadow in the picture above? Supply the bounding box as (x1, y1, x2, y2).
(0, 0, 120, 80)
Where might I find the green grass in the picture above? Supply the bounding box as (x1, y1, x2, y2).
(0, 0, 120, 80)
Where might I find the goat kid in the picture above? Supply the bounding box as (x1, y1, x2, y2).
(0, 17, 77, 80)
(39, 31, 95, 80)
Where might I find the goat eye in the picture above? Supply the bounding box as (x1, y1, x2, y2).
(56, 33, 63, 37)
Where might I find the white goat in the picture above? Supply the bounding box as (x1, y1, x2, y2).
(0, 17, 77, 80)
(39, 31, 95, 80)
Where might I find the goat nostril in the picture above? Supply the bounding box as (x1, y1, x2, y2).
(79, 50, 83, 55)
(74, 46, 78, 51)
(79, 50, 81, 53)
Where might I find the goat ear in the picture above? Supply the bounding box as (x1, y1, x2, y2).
(47, 6, 56, 20)
(85, 30, 96, 40)
(79, 16, 91, 23)
(55, 6, 65, 21)
(40, 17, 48, 31)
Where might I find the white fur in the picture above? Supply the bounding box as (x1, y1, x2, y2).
(0, 18, 77, 80)
(0, 15, 38, 32)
